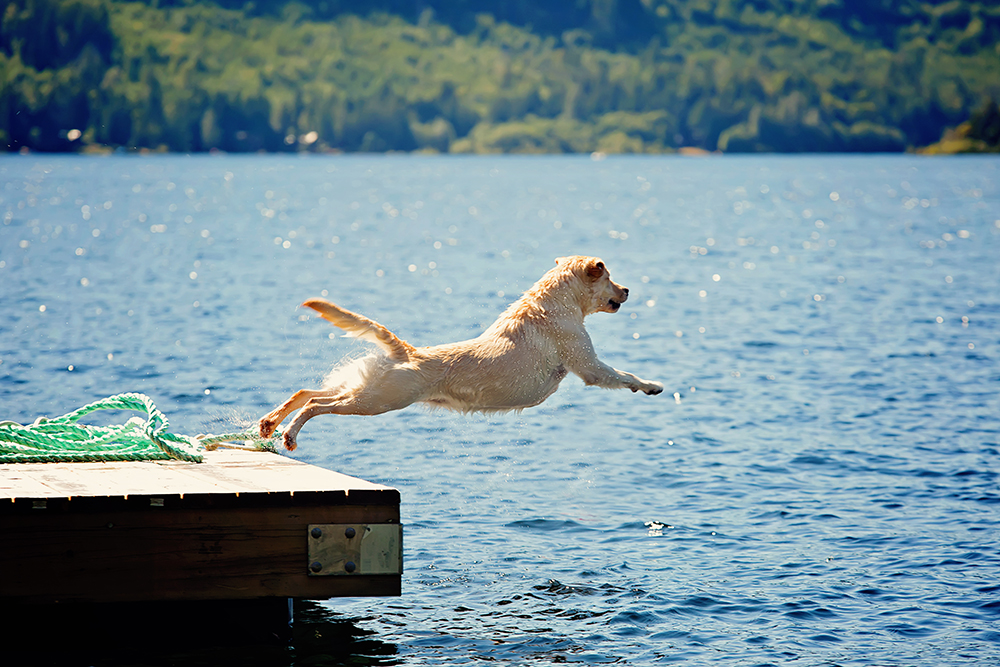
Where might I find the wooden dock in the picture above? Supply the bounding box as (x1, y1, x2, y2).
(0, 449, 402, 606)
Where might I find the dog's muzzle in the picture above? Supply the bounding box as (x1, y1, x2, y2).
(609, 287, 628, 311)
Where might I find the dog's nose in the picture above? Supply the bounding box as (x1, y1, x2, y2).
(622, 288, 629, 299)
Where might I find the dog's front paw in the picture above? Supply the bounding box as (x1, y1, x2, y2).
(643, 382, 664, 396)
(282, 431, 298, 451)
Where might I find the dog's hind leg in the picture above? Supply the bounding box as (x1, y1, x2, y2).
(280, 377, 425, 450)
(281, 393, 380, 451)
(259, 389, 333, 438)
(280, 397, 345, 451)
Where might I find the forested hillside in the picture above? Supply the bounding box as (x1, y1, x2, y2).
(2, 0, 999, 153)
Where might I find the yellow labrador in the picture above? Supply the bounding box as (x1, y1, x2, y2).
(260, 256, 663, 450)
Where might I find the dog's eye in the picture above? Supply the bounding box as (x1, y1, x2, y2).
(586, 261, 605, 279)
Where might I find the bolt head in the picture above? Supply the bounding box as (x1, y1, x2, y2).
(344, 561, 356, 573)
(310, 527, 323, 539)
(345, 527, 356, 538)
(309, 561, 323, 573)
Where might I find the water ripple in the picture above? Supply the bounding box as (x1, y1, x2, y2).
(2, 154, 999, 665)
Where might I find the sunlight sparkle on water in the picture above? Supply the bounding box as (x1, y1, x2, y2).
(1, 154, 998, 667)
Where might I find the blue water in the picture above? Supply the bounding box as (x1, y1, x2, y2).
(2, 154, 999, 665)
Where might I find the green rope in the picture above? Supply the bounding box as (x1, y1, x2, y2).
(0, 393, 278, 464)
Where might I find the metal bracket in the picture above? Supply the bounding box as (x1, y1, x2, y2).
(306, 524, 402, 576)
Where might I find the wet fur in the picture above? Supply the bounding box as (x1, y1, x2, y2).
(260, 256, 664, 450)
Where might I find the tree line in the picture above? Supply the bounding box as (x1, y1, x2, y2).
(2, 0, 999, 154)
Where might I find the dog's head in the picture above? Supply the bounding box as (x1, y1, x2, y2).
(554, 256, 629, 315)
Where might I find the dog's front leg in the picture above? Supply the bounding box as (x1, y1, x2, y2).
(578, 362, 664, 395)
(561, 329, 663, 395)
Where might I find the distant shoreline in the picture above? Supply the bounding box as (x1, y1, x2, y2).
(5, 146, 997, 157)
(3, 1, 998, 157)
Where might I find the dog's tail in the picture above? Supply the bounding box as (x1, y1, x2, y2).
(302, 298, 415, 362)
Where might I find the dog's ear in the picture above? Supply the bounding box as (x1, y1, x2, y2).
(555, 256, 566, 266)
(586, 260, 605, 280)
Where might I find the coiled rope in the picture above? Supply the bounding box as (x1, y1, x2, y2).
(0, 393, 278, 464)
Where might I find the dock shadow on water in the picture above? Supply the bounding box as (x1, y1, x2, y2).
(5, 600, 398, 667)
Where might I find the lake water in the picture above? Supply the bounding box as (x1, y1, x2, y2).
(2, 153, 998, 665)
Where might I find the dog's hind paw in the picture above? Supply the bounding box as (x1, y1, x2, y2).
(258, 417, 277, 438)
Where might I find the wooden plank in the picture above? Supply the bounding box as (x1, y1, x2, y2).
(0, 469, 57, 499)
(0, 503, 400, 604)
(64, 463, 236, 497)
(201, 461, 386, 495)
(143, 460, 277, 495)
(17, 464, 94, 498)
(0, 461, 238, 498)
(188, 450, 391, 492)
(0, 450, 392, 500)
